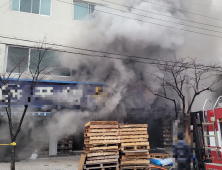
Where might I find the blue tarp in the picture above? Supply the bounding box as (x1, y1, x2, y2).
(150, 158, 174, 166)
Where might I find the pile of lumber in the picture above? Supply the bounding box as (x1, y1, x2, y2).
(82, 121, 120, 170)
(119, 124, 150, 170)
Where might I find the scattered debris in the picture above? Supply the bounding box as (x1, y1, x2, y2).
(29, 150, 38, 160)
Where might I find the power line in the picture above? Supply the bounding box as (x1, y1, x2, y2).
(0, 41, 179, 67)
(2, 1, 222, 51)
(4, 0, 222, 31)
(1, 34, 221, 69)
(1, 40, 218, 70)
(0, 2, 220, 70)
(0, 35, 221, 70)
(57, 0, 222, 40)
(90, 1, 222, 35)
(178, 0, 222, 9)
(0, 34, 169, 62)
(142, 0, 222, 22)
(99, 0, 222, 30)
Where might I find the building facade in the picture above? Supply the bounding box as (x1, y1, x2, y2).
(0, 0, 117, 78)
(0, 0, 114, 158)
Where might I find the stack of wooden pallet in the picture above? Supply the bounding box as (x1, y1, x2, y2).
(119, 124, 150, 170)
(83, 121, 120, 170)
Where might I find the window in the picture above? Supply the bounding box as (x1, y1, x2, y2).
(74, 1, 95, 20)
(6, 46, 29, 73)
(6, 46, 70, 76)
(30, 49, 70, 76)
(11, 0, 51, 16)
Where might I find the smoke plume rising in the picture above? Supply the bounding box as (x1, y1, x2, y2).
(1, 0, 206, 160)
(50, 0, 185, 145)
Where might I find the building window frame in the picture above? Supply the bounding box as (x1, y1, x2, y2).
(5, 45, 71, 77)
(5, 45, 30, 73)
(10, 0, 52, 17)
(73, 1, 95, 21)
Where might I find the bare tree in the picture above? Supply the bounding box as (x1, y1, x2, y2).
(0, 41, 64, 170)
(125, 57, 222, 118)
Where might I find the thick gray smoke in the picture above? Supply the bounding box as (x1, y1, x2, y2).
(50, 0, 186, 140)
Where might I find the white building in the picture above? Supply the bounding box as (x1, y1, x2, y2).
(0, 0, 112, 79)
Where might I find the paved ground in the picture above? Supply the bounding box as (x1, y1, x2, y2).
(0, 155, 175, 170)
(0, 156, 80, 170)
(0, 149, 176, 170)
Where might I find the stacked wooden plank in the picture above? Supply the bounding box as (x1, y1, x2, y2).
(119, 124, 150, 170)
(150, 153, 170, 159)
(83, 121, 120, 170)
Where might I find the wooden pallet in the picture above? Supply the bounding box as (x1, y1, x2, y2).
(85, 143, 118, 148)
(120, 165, 150, 170)
(84, 166, 119, 170)
(123, 152, 149, 156)
(122, 155, 150, 159)
(119, 128, 147, 132)
(121, 142, 150, 151)
(149, 153, 171, 159)
(120, 135, 148, 139)
(84, 161, 119, 170)
(119, 124, 148, 128)
(78, 154, 86, 170)
(119, 131, 148, 135)
(85, 129, 119, 133)
(120, 159, 150, 165)
(85, 121, 118, 127)
(85, 132, 119, 137)
(121, 142, 149, 147)
(85, 125, 119, 129)
(121, 146, 150, 151)
(87, 155, 119, 161)
(84, 136, 120, 141)
(86, 158, 119, 164)
(86, 151, 119, 157)
(84, 145, 118, 151)
(84, 150, 119, 154)
(84, 139, 120, 145)
(120, 139, 148, 143)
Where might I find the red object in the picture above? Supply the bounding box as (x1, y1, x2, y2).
(210, 110, 214, 116)
(205, 163, 222, 169)
(205, 108, 222, 165)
